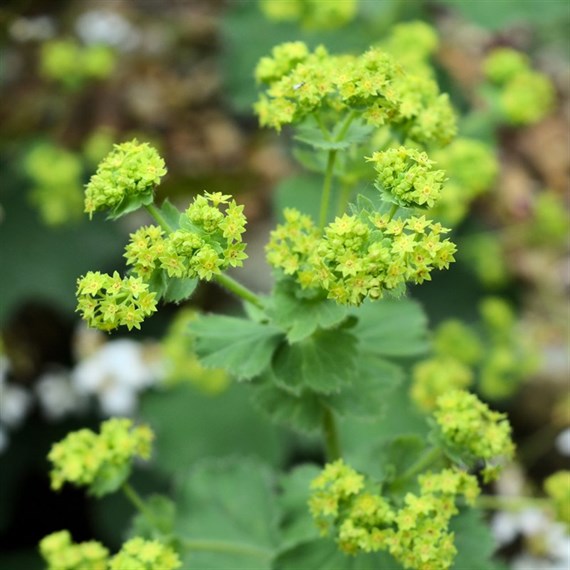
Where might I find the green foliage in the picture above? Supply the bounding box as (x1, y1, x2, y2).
(190, 315, 283, 380)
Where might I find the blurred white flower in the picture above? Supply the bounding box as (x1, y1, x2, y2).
(492, 507, 570, 569)
(0, 357, 32, 428)
(75, 10, 139, 50)
(35, 370, 87, 421)
(73, 323, 106, 361)
(71, 339, 159, 416)
(555, 428, 570, 456)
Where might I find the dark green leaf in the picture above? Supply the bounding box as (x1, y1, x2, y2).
(271, 329, 357, 395)
(190, 315, 283, 380)
(107, 191, 154, 220)
(250, 378, 324, 433)
(270, 279, 348, 343)
(351, 298, 430, 358)
(140, 384, 284, 475)
(294, 126, 352, 151)
(175, 458, 279, 570)
(326, 355, 402, 420)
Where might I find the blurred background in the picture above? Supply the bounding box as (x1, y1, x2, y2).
(0, 1, 568, 568)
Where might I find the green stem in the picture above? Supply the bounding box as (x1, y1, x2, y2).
(122, 482, 159, 529)
(388, 203, 399, 221)
(336, 180, 352, 217)
(322, 407, 341, 461)
(399, 446, 444, 482)
(477, 494, 551, 512)
(319, 149, 338, 230)
(335, 110, 357, 141)
(181, 538, 271, 560)
(213, 273, 264, 310)
(145, 203, 174, 233)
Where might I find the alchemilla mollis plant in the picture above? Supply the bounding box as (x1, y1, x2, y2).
(39, 29, 564, 570)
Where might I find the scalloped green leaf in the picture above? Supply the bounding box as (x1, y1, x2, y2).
(175, 458, 279, 570)
(270, 279, 348, 343)
(250, 377, 324, 433)
(271, 329, 357, 395)
(351, 298, 430, 358)
(325, 355, 402, 421)
(190, 315, 283, 380)
(158, 198, 182, 230)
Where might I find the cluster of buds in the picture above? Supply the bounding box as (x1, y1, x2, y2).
(309, 459, 480, 570)
(48, 418, 153, 496)
(259, 0, 357, 30)
(39, 531, 181, 570)
(76, 271, 158, 331)
(254, 42, 456, 146)
(433, 390, 515, 481)
(267, 208, 456, 305)
(84, 140, 166, 219)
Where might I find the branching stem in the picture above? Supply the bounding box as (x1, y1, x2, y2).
(213, 273, 264, 310)
(122, 482, 159, 529)
(145, 203, 173, 233)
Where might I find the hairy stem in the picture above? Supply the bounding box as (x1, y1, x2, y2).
(145, 203, 173, 233)
(181, 538, 271, 560)
(213, 273, 264, 310)
(122, 482, 159, 529)
(322, 407, 341, 461)
(399, 446, 444, 482)
(319, 149, 338, 230)
(388, 203, 399, 221)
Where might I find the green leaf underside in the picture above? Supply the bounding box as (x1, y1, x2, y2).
(250, 377, 325, 433)
(89, 463, 131, 498)
(162, 276, 198, 303)
(271, 279, 348, 343)
(325, 354, 402, 421)
(272, 328, 357, 395)
(190, 315, 283, 380)
(175, 459, 279, 569)
(158, 198, 182, 230)
(351, 298, 430, 358)
(107, 191, 153, 220)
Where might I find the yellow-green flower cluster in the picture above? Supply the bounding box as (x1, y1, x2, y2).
(24, 143, 84, 225)
(40, 39, 116, 89)
(161, 308, 229, 393)
(40, 530, 109, 570)
(309, 460, 480, 570)
(109, 537, 181, 570)
(76, 271, 158, 331)
(433, 390, 515, 480)
(527, 191, 570, 248)
(259, 0, 357, 30)
(461, 233, 508, 288)
(368, 146, 446, 209)
(254, 42, 456, 146)
(39, 532, 181, 570)
(84, 140, 166, 218)
(431, 138, 498, 225)
(483, 47, 554, 125)
(267, 208, 456, 305)
(411, 356, 473, 412)
(544, 471, 570, 529)
(125, 192, 246, 282)
(162, 192, 247, 280)
(48, 418, 153, 495)
(433, 320, 484, 366)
